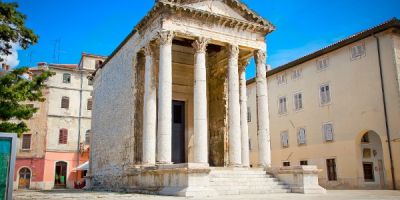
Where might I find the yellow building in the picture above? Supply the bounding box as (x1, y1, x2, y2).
(248, 18, 400, 189)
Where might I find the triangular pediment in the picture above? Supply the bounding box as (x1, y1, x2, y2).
(160, 0, 272, 27)
(183, 0, 247, 21)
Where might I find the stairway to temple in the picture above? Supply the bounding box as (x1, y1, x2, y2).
(209, 168, 291, 195)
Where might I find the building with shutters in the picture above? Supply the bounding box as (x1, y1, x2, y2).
(247, 18, 400, 190)
(13, 53, 106, 190)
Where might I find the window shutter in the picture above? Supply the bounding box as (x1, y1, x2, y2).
(61, 97, 70, 109)
(324, 124, 334, 141)
(22, 134, 32, 149)
(87, 99, 93, 110)
(281, 132, 289, 148)
(59, 129, 68, 144)
(298, 128, 306, 145)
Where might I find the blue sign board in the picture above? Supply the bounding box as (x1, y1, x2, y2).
(0, 133, 17, 200)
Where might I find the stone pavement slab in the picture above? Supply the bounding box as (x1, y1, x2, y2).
(13, 190, 400, 200)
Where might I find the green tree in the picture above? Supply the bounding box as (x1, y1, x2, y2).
(0, 1, 38, 62)
(0, 68, 54, 136)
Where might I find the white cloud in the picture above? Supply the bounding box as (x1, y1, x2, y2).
(268, 40, 330, 69)
(1, 43, 20, 68)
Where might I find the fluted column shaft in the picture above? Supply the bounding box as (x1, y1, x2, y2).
(192, 37, 210, 164)
(239, 60, 250, 167)
(157, 31, 174, 164)
(228, 44, 242, 166)
(142, 45, 157, 165)
(255, 50, 271, 167)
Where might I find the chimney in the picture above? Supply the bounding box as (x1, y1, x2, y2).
(266, 64, 272, 71)
(37, 62, 47, 69)
(2, 63, 10, 71)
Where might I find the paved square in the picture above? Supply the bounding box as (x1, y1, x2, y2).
(13, 190, 400, 200)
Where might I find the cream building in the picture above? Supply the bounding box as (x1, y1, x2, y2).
(248, 18, 400, 190)
(13, 53, 106, 190)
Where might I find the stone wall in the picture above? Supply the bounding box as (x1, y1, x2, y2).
(91, 33, 139, 190)
(207, 50, 228, 167)
(134, 54, 145, 164)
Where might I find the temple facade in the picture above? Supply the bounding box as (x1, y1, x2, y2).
(89, 0, 325, 197)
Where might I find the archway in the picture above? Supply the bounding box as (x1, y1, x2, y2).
(359, 131, 385, 188)
(54, 161, 67, 188)
(18, 167, 31, 189)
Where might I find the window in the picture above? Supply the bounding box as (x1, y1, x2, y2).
(277, 74, 287, 85)
(281, 131, 289, 148)
(317, 58, 329, 70)
(300, 160, 308, 166)
(351, 44, 366, 60)
(283, 161, 290, 167)
(59, 129, 68, 144)
(326, 159, 337, 181)
(292, 69, 301, 79)
(63, 73, 71, 84)
(249, 139, 252, 151)
(361, 133, 370, 143)
(22, 134, 32, 150)
(294, 93, 303, 111)
(363, 162, 374, 182)
(320, 84, 331, 105)
(61, 97, 69, 109)
(323, 123, 334, 142)
(95, 60, 103, 69)
(278, 96, 287, 114)
(297, 128, 306, 145)
(85, 130, 90, 145)
(87, 99, 93, 110)
(363, 148, 372, 159)
(247, 107, 251, 122)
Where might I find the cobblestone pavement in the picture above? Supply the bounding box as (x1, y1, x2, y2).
(13, 190, 400, 200)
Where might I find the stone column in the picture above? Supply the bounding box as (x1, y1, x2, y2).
(254, 49, 271, 167)
(192, 37, 210, 164)
(157, 30, 174, 164)
(142, 45, 157, 165)
(228, 44, 242, 167)
(239, 59, 250, 167)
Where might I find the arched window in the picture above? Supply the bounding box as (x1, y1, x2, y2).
(61, 97, 69, 109)
(63, 73, 71, 84)
(85, 130, 91, 145)
(95, 60, 103, 70)
(87, 99, 93, 110)
(59, 129, 68, 144)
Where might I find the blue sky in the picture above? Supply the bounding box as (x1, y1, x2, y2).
(7, 0, 400, 79)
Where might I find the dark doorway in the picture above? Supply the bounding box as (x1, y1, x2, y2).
(363, 162, 375, 182)
(172, 100, 185, 164)
(54, 161, 67, 188)
(18, 168, 31, 189)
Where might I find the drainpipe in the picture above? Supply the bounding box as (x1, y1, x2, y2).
(374, 34, 396, 190)
(75, 68, 84, 183)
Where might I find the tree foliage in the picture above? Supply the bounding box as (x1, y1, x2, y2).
(0, 68, 54, 136)
(0, 1, 38, 62)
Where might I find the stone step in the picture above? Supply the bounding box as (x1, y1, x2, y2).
(210, 180, 285, 186)
(215, 188, 291, 195)
(210, 174, 272, 178)
(209, 177, 279, 182)
(210, 184, 290, 190)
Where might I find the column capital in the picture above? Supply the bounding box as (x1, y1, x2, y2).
(228, 44, 239, 58)
(254, 49, 266, 66)
(239, 58, 250, 72)
(144, 44, 153, 57)
(192, 37, 210, 53)
(158, 30, 174, 45)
